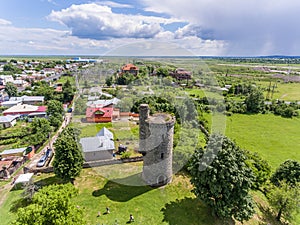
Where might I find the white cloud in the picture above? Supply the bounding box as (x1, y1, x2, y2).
(48, 3, 184, 40)
(141, 0, 300, 55)
(96, 1, 133, 8)
(0, 25, 112, 55)
(0, 18, 12, 26)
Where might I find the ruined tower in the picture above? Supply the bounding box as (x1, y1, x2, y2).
(139, 104, 175, 186)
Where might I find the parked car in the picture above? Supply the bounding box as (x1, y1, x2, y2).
(36, 148, 53, 167)
(37, 154, 47, 167)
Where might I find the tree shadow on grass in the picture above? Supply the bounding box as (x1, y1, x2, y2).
(257, 203, 288, 225)
(161, 197, 231, 225)
(9, 197, 31, 213)
(92, 173, 155, 202)
(34, 175, 67, 188)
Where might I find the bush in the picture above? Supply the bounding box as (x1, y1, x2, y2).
(120, 151, 131, 159)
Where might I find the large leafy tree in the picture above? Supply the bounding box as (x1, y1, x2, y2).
(28, 118, 52, 147)
(47, 100, 64, 129)
(244, 88, 265, 113)
(12, 183, 85, 225)
(4, 82, 18, 97)
(244, 151, 271, 191)
(53, 127, 83, 184)
(189, 134, 255, 223)
(32, 81, 54, 101)
(268, 181, 300, 222)
(270, 159, 300, 187)
(62, 79, 75, 103)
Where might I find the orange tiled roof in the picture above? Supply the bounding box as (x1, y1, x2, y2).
(121, 64, 139, 71)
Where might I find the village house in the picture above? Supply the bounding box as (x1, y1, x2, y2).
(86, 97, 120, 108)
(85, 107, 113, 123)
(3, 104, 47, 116)
(120, 63, 139, 76)
(170, 68, 192, 80)
(0, 146, 34, 179)
(79, 127, 115, 161)
(8, 95, 45, 105)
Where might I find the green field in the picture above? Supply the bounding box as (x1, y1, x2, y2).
(226, 113, 300, 170)
(258, 81, 300, 101)
(1, 164, 293, 225)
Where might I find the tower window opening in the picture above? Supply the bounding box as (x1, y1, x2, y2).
(161, 153, 164, 159)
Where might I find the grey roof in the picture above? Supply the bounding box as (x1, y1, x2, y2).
(0, 115, 19, 123)
(23, 96, 44, 102)
(96, 127, 114, 139)
(0, 147, 27, 155)
(9, 95, 44, 102)
(28, 112, 47, 116)
(79, 136, 115, 153)
(1, 100, 22, 107)
(9, 96, 23, 101)
(86, 98, 120, 107)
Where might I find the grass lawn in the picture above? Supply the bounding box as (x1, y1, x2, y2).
(1, 163, 298, 225)
(225, 113, 300, 170)
(1, 165, 220, 225)
(0, 188, 23, 225)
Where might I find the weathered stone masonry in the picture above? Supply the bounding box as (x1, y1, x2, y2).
(139, 104, 175, 186)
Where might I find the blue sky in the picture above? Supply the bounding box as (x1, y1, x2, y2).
(0, 0, 299, 56)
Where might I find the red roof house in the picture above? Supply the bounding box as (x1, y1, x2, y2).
(3, 104, 47, 116)
(86, 107, 113, 123)
(120, 64, 139, 76)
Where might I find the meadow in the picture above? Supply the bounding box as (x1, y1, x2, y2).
(225, 113, 300, 170)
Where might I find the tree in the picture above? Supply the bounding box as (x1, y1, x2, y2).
(105, 76, 113, 87)
(12, 183, 85, 225)
(73, 97, 87, 115)
(28, 118, 52, 147)
(156, 67, 170, 77)
(270, 159, 300, 187)
(32, 81, 54, 101)
(62, 79, 75, 103)
(244, 88, 265, 113)
(189, 134, 255, 223)
(244, 151, 271, 191)
(53, 127, 83, 184)
(268, 181, 300, 222)
(4, 82, 17, 97)
(47, 100, 64, 129)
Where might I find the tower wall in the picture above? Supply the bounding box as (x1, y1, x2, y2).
(139, 104, 175, 186)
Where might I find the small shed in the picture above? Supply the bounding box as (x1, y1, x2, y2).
(0, 115, 19, 128)
(0, 147, 27, 158)
(14, 173, 34, 189)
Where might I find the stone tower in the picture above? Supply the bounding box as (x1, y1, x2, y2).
(139, 104, 175, 186)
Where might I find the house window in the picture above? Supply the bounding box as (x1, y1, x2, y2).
(161, 153, 164, 159)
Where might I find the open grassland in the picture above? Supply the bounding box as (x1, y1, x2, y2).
(1, 165, 296, 225)
(258, 81, 300, 101)
(225, 113, 300, 170)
